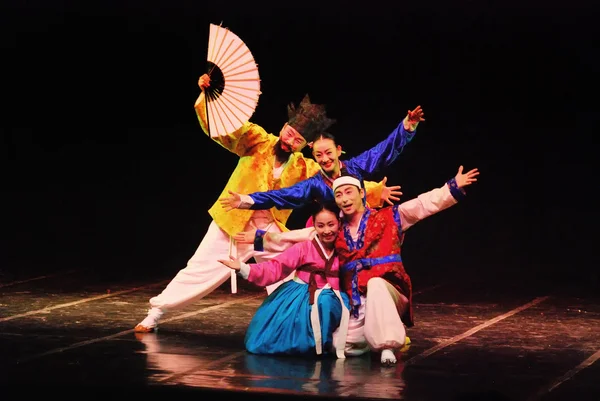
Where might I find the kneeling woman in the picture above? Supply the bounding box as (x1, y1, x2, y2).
(218, 202, 350, 358)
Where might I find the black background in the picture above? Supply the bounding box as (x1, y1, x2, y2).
(2, 1, 597, 290)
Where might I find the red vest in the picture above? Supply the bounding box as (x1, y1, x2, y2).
(335, 207, 414, 327)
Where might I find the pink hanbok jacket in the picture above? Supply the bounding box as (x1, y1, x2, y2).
(246, 238, 340, 299)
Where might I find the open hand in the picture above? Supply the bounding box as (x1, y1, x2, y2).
(407, 105, 425, 124)
(455, 166, 479, 188)
(217, 258, 241, 271)
(233, 229, 257, 244)
(380, 176, 402, 206)
(219, 190, 243, 212)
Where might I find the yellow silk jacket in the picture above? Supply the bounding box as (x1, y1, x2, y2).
(195, 93, 384, 237)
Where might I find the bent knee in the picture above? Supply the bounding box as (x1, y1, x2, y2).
(366, 277, 389, 292)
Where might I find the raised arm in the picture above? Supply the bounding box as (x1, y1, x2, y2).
(194, 76, 270, 157)
(344, 106, 424, 178)
(396, 166, 479, 231)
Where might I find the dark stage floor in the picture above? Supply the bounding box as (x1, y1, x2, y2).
(0, 267, 598, 401)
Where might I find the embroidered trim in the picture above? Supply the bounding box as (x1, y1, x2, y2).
(393, 206, 402, 237)
(343, 208, 371, 251)
(447, 177, 466, 201)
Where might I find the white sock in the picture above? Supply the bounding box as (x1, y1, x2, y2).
(381, 349, 397, 364)
(138, 307, 163, 328)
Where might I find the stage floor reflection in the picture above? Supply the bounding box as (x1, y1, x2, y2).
(1, 268, 598, 401)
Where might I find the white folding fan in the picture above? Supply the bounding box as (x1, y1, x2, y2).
(204, 23, 261, 138)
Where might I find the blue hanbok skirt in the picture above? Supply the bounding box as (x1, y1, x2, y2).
(245, 279, 350, 356)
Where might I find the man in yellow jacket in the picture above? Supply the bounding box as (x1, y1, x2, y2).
(135, 74, 399, 333)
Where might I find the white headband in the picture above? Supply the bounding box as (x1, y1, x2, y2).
(333, 176, 362, 193)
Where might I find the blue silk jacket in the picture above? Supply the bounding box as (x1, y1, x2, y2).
(248, 120, 417, 210)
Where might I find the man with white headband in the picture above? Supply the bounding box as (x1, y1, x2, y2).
(332, 176, 363, 192)
(332, 166, 479, 365)
(247, 165, 480, 365)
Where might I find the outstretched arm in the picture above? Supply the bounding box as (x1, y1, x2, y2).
(220, 175, 402, 211)
(218, 242, 308, 286)
(232, 226, 317, 253)
(194, 74, 269, 157)
(344, 106, 425, 177)
(219, 176, 323, 211)
(396, 166, 479, 231)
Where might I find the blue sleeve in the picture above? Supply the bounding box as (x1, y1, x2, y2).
(446, 177, 467, 201)
(248, 176, 321, 210)
(344, 121, 416, 177)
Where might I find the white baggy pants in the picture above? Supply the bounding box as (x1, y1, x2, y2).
(148, 218, 286, 312)
(343, 277, 410, 351)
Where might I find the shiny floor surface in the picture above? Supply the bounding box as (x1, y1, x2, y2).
(1, 268, 598, 401)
